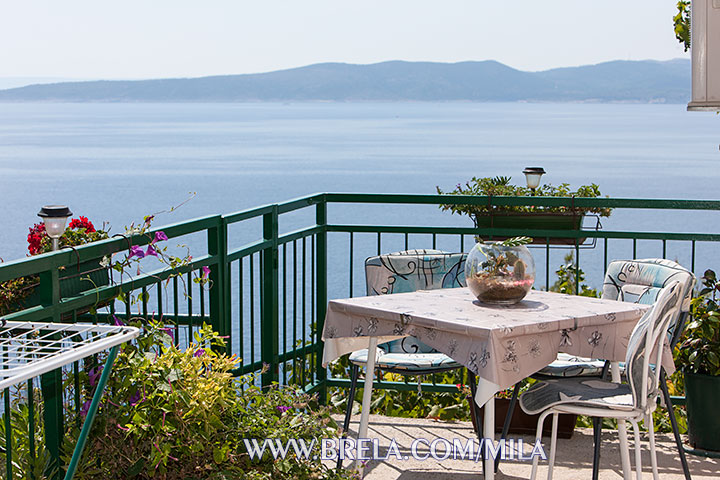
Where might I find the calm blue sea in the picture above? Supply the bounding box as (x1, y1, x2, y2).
(1, 102, 719, 296)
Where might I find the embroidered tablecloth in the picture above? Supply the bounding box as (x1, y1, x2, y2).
(322, 288, 667, 405)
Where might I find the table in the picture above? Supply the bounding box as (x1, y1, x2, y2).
(322, 288, 667, 478)
(0, 321, 140, 480)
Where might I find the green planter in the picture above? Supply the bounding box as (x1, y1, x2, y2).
(11, 259, 110, 315)
(472, 212, 585, 245)
(685, 371, 720, 452)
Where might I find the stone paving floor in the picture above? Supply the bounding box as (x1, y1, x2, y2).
(333, 414, 720, 479)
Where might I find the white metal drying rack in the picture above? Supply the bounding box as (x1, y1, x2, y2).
(0, 320, 140, 479)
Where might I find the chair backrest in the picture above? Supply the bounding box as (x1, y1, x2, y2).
(625, 281, 682, 411)
(365, 249, 466, 295)
(602, 259, 696, 347)
(364, 249, 466, 353)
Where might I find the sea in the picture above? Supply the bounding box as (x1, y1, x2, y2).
(1, 102, 720, 297)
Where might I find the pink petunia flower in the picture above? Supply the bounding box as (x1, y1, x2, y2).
(152, 231, 168, 244)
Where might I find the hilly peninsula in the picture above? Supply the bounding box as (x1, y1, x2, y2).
(0, 59, 690, 103)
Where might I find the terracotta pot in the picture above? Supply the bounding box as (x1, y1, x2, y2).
(472, 397, 577, 440)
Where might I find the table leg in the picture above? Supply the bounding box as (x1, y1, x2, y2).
(483, 396, 495, 480)
(357, 337, 378, 475)
(611, 362, 631, 480)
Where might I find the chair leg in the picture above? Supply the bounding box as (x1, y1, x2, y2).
(629, 419, 643, 480)
(547, 413, 559, 480)
(336, 364, 359, 472)
(646, 414, 659, 480)
(495, 382, 521, 473)
(618, 418, 633, 480)
(611, 362, 632, 480)
(660, 371, 692, 480)
(467, 370, 486, 474)
(592, 417, 602, 480)
(530, 410, 552, 480)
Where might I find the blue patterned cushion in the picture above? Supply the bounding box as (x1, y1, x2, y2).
(365, 250, 467, 355)
(365, 249, 466, 296)
(349, 348, 462, 372)
(602, 259, 695, 311)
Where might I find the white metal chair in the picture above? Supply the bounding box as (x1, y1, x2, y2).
(519, 280, 684, 480)
(500, 259, 695, 479)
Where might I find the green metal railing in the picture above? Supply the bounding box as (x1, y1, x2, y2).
(1, 193, 719, 478)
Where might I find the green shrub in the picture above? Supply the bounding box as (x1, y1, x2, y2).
(64, 320, 356, 479)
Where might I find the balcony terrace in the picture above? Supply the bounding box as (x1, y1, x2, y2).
(2, 193, 720, 479)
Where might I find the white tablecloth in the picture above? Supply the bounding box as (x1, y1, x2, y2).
(323, 288, 666, 405)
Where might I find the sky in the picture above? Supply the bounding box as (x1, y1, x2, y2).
(0, 0, 688, 80)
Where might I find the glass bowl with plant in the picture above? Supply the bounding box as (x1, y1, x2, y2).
(466, 236, 535, 305)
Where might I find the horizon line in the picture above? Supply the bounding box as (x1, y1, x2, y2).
(1, 57, 690, 85)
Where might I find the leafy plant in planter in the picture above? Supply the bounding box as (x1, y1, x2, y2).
(0, 216, 110, 315)
(0, 208, 209, 317)
(675, 269, 720, 452)
(27, 216, 109, 256)
(436, 176, 612, 244)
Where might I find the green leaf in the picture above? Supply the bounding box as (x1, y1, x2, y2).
(126, 457, 145, 477)
(501, 236, 532, 246)
(213, 445, 228, 464)
(707, 351, 720, 368)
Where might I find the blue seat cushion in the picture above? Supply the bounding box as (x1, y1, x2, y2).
(535, 353, 606, 378)
(349, 348, 461, 372)
(520, 377, 634, 415)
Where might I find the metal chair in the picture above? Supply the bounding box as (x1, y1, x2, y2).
(519, 280, 684, 480)
(336, 249, 485, 470)
(501, 259, 695, 479)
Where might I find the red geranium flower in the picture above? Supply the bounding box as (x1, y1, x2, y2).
(69, 216, 95, 233)
(27, 222, 47, 255)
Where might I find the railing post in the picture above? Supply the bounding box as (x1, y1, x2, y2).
(207, 215, 229, 353)
(315, 198, 328, 403)
(38, 267, 64, 480)
(261, 205, 280, 387)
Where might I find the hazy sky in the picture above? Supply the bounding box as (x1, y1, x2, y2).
(1, 0, 688, 79)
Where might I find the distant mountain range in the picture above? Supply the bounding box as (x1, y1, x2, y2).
(0, 59, 690, 103)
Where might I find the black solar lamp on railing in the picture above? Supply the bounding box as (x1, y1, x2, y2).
(37, 204, 72, 251)
(522, 167, 546, 195)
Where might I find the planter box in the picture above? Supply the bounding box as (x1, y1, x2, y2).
(11, 259, 110, 315)
(473, 397, 577, 439)
(472, 212, 585, 246)
(685, 371, 720, 452)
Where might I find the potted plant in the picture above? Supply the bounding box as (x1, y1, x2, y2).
(465, 236, 536, 304)
(0, 215, 110, 315)
(436, 176, 612, 245)
(675, 269, 720, 453)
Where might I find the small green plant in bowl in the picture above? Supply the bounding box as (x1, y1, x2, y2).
(466, 236, 536, 305)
